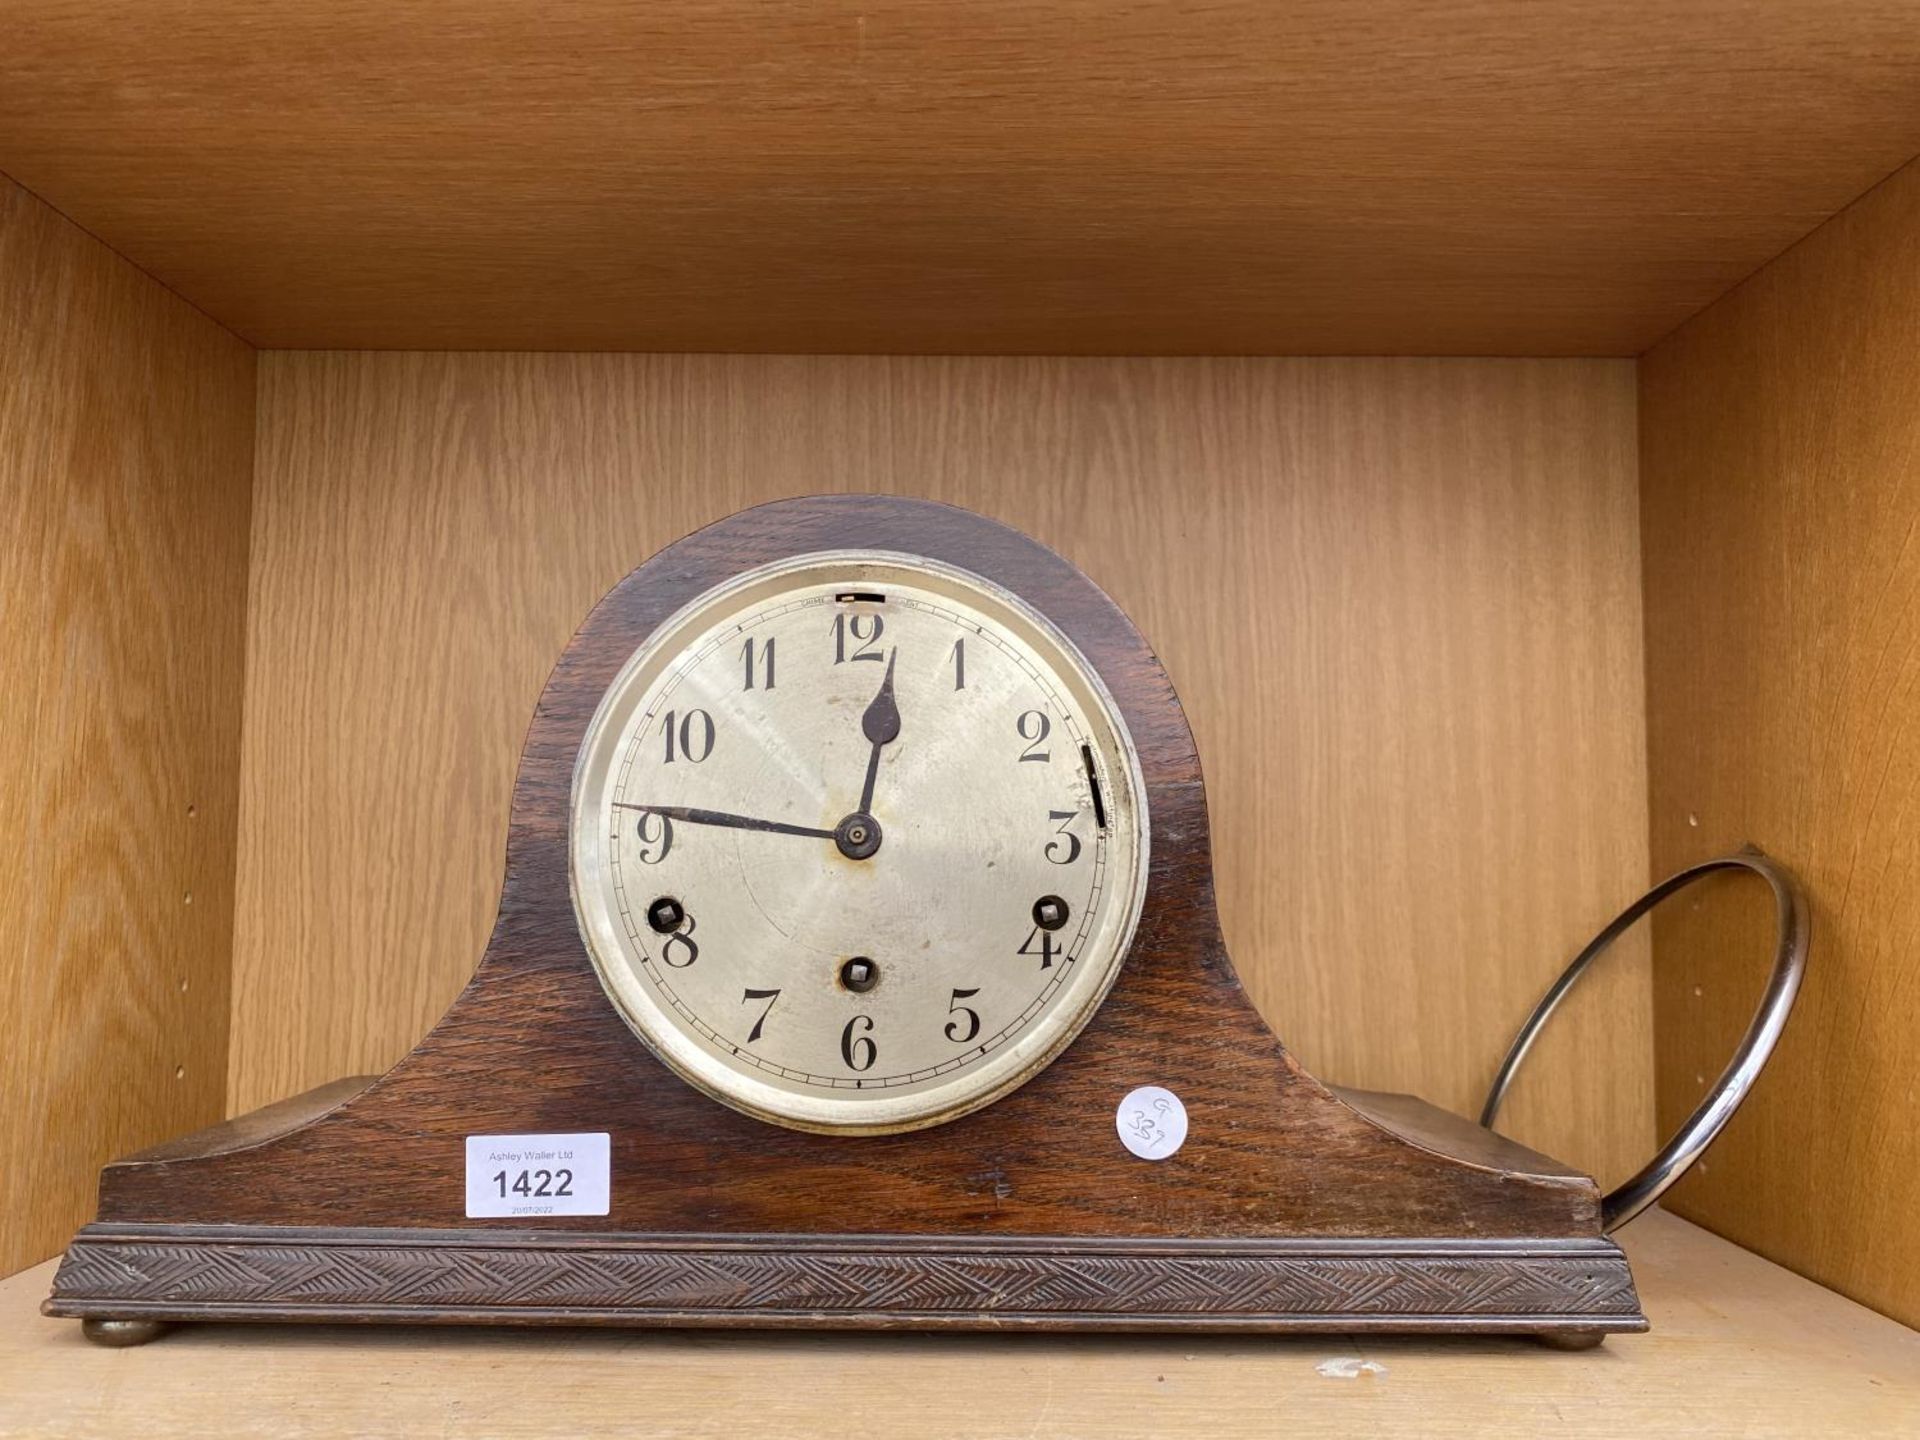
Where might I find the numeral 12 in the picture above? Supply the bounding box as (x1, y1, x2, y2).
(832, 612, 885, 663)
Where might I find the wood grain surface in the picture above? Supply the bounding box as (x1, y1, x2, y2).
(9, 1212, 1920, 1438)
(0, 175, 255, 1277)
(3, 3, 1920, 354)
(1640, 157, 1920, 1327)
(233, 353, 1653, 1189)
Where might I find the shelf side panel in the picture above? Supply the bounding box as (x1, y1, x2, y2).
(0, 173, 255, 1278)
(1641, 155, 1920, 1328)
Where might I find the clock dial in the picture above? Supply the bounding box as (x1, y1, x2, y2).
(569, 550, 1150, 1134)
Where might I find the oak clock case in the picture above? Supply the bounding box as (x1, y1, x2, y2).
(47, 496, 1646, 1344)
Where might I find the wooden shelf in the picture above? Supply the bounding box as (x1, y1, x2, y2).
(3, 1212, 1915, 1437)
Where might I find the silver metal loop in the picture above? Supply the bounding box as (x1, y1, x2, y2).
(1479, 848, 1809, 1233)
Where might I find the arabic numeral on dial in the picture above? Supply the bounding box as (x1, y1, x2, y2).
(944, 987, 982, 1043)
(741, 636, 776, 690)
(1016, 709, 1051, 762)
(949, 637, 966, 690)
(660, 708, 715, 764)
(840, 1014, 877, 1071)
(741, 987, 780, 1043)
(1018, 926, 1061, 969)
(661, 913, 699, 968)
(1045, 808, 1082, 864)
(634, 810, 673, 863)
(832, 612, 885, 663)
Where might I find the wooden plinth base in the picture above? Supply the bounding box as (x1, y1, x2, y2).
(48, 1223, 1642, 1338)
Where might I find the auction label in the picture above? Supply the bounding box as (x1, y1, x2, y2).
(464, 1132, 610, 1218)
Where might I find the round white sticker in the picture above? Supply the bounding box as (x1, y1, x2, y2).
(1115, 1086, 1188, 1160)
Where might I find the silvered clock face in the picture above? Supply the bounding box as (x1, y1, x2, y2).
(569, 550, 1150, 1134)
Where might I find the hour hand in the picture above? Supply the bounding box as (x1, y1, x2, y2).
(862, 649, 901, 746)
(612, 802, 836, 841)
(857, 649, 899, 814)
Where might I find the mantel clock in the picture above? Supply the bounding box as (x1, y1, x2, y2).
(55, 494, 1784, 1347)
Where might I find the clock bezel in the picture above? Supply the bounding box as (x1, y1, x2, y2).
(567, 548, 1153, 1136)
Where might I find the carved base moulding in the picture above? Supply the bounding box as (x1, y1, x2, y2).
(46, 497, 1646, 1343)
(50, 1226, 1640, 1334)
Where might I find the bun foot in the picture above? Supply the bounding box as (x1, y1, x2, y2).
(1537, 1328, 1607, 1351)
(81, 1318, 168, 1347)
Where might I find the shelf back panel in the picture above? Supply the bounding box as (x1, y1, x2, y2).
(233, 351, 1652, 1186)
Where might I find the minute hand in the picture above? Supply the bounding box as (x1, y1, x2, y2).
(856, 649, 900, 814)
(611, 802, 836, 840)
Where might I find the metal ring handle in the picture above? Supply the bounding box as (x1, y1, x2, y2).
(1479, 848, 1809, 1232)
